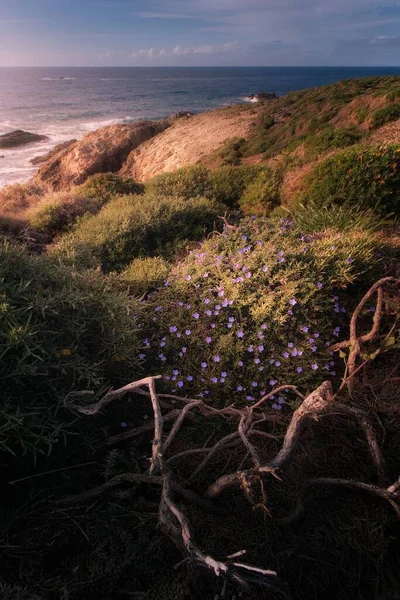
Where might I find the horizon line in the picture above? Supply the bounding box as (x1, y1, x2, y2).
(1, 64, 400, 69)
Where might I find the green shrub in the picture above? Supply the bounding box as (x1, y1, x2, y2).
(297, 144, 400, 215)
(371, 104, 400, 129)
(239, 168, 282, 216)
(51, 194, 223, 272)
(75, 172, 144, 203)
(208, 165, 271, 207)
(138, 217, 381, 407)
(121, 256, 171, 295)
(0, 238, 140, 458)
(26, 192, 104, 241)
(147, 164, 275, 208)
(146, 165, 211, 200)
(291, 203, 393, 234)
(304, 126, 363, 158)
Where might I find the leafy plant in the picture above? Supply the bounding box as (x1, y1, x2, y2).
(371, 104, 400, 129)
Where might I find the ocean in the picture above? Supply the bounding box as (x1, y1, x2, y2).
(1, 66, 400, 188)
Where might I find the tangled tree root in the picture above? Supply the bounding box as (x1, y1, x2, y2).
(64, 278, 400, 596)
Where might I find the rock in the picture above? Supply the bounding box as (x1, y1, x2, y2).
(33, 120, 170, 191)
(30, 140, 77, 165)
(0, 130, 48, 149)
(248, 92, 278, 102)
(170, 111, 195, 120)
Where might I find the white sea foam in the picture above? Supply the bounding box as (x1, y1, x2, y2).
(241, 96, 259, 103)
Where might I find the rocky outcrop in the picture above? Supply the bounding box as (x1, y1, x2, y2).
(33, 120, 170, 190)
(0, 130, 48, 149)
(30, 140, 76, 165)
(120, 106, 257, 182)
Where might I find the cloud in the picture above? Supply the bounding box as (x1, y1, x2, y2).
(132, 41, 240, 59)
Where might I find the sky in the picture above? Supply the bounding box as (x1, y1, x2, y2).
(1, 0, 400, 67)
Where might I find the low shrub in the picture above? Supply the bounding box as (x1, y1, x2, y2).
(138, 217, 381, 407)
(291, 203, 393, 234)
(26, 192, 104, 242)
(239, 168, 282, 216)
(147, 164, 275, 208)
(51, 194, 223, 272)
(0, 182, 45, 215)
(146, 165, 211, 200)
(371, 104, 400, 129)
(304, 126, 363, 158)
(296, 144, 400, 215)
(75, 172, 144, 203)
(121, 256, 171, 296)
(0, 237, 140, 459)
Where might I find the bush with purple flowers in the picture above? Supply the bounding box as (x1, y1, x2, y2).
(138, 215, 381, 408)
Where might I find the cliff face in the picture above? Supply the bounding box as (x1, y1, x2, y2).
(119, 106, 257, 181)
(33, 120, 170, 190)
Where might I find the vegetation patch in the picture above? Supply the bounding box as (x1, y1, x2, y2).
(296, 144, 400, 214)
(51, 193, 223, 271)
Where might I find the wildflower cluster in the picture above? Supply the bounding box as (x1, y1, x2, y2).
(138, 217, 380, 409)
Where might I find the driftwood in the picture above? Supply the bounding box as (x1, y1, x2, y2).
(63, 278, 400, 593)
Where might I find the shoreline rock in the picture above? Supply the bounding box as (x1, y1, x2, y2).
(30, 140, 77, 165)
(0, 130, 48, 149)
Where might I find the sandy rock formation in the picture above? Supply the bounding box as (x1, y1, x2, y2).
(120, 106, 257, 182)
(33, 120, 170, 190)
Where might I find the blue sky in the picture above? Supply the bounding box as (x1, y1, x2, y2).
(1, 0, 400, 66)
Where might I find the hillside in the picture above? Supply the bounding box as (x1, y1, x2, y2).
(1, 76, 400, 600)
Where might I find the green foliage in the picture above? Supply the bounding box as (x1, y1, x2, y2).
(146, 165, 211, 200)
(297, 144, 400, 214)
(0, 238, 140, 458)
(371, 104, 400, 129)
(51, 194, 223, 272)
(304, 126, 363, 158)
(239, 168, 282, 215)
(26, 192, 104, 242)
(121, 256, 171, 295)
(291, 203, 393, 234)
(75, 172, 144, 203)
(139, 217, 381, 407)
(147, 164, 276, 208)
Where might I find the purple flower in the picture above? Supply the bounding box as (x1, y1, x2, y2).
(254, 358, 261, 365)
(317, 282, 323, 289)
(311, 363, 319, 370)
(192, 313, 200, 319)
(258, 366, 264, 371)
(173, 369, 179, 376)
(120, 422, 127, 428)
(205, 309, 212, 316)
(185, 275, 191, 281)
(201, 362, 208, 369)
(185, 329, 191, 336)
(291, 349, 298, 357)
(301, 326, 309, 333)
(288, 342, 294, 348)
(177, 381, 184, 388)
(213, 355, 221, 363)
(311, 346, 317, 352)
(251, 381, 258, 387)
(187, 375, 194, 382)
(269, 379, 278, 386)
(246, 396, 255, 401)
(237, 385, 244, 392)
(347, 257, 353, 263)
(206, 336, 212, 343)
(210, 323, 216, 329)
(261, 324, 267, 330)
(237, 330, 244, 338)
(283, 352, 289, 358)
(221, 371, 227, 378)
(289, 298, 297, 306)
(155, 306, 162, 312)
(238, 360, 244, 367)
(296, 366, 303, 373)
(262, 266, 268, 273)
(204, 298, 210, 305)
(169, 326, 177, 333)
(211, 377, 218, 383)
(257, 345, 264, 352)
